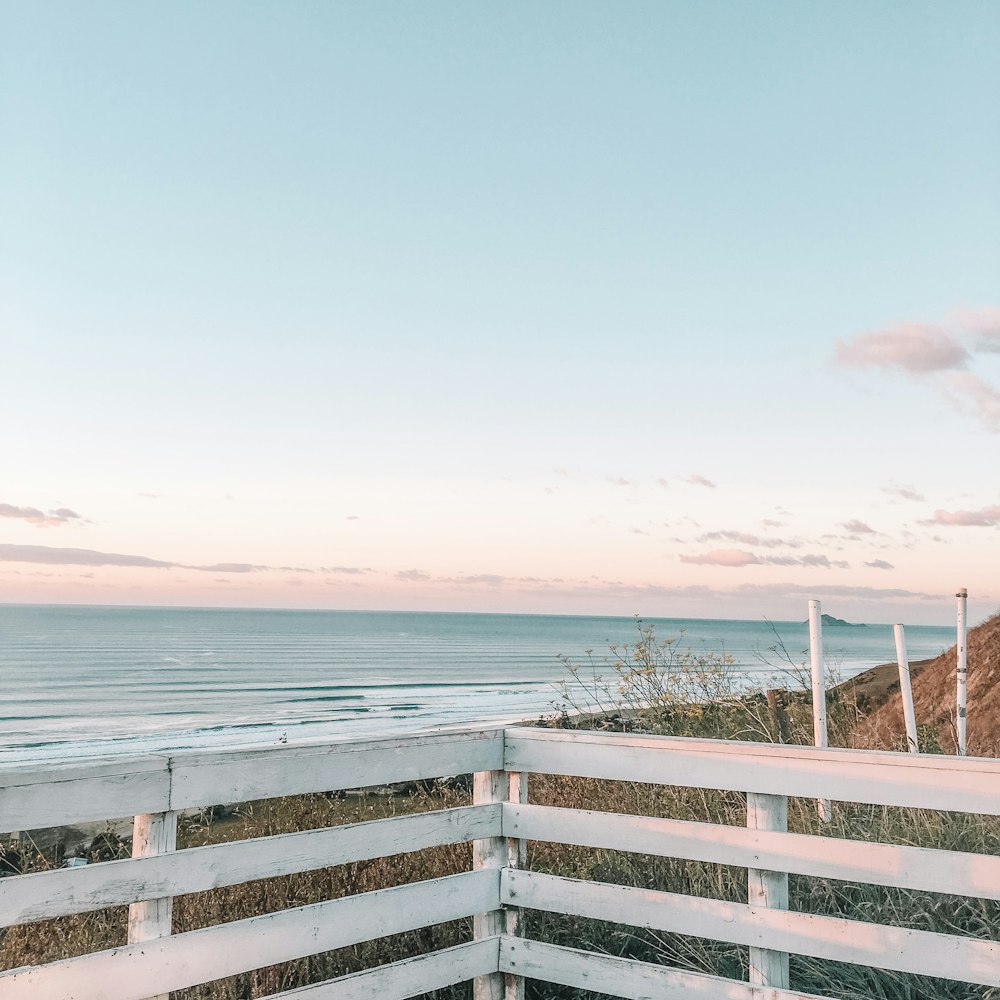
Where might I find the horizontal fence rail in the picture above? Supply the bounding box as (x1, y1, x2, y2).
(0, 804, 501, 926)
(0, 870, 500, 1000)
(503, 727, 1000, 813)
(0, 728, 505, 830)
(501, 869, 1000, 987)
(503, 802, 1000, 901)
(2, 724, 1000, 999)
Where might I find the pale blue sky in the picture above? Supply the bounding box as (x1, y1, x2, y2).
(2, 2, 998, 623)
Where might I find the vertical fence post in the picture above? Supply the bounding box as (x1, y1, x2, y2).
(473, 770, 507, 1000)
(894, 624, 918, 754)
(747, 792, 789, 988)
(807, 600, 831, 822)
(956, 588, 968, 756)
(504, 771, 527, 1000)
(128, 810, 177, 1000)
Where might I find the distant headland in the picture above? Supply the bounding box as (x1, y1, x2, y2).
(805, 613, 867, 627)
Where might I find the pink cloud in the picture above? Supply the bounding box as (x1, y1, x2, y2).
(0, 503, 82, 528)
(681, 548, 849, 569)
(835, 312, 1000, 432)
(835, 323, 969, 373)
(952, 307, 1000, 351)
(686, 475, 716, 489)
(680, 549, 760, 567)
(924, 504, 1000, 527)
(698, 530, 801, 549)
(939, 371, 1000, 432)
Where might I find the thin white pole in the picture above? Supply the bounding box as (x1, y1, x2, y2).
(893, 624, 918, 754)
(807, 600, 831, 822)
(956, 588, 968, 756)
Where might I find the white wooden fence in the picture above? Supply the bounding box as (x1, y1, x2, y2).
(1, 726, 999, 999)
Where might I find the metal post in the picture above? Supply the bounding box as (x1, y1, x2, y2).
(808, 600, 831, 822)
(956, 588, 968, 756)
(894, 624, 918, 753)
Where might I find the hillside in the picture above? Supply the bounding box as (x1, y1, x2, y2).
(862, 611, 1000, 755)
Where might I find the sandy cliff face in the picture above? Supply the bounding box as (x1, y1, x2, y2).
(864, 612, 1000, 755)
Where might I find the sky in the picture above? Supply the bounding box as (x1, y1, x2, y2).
(1, 2, 998, 625)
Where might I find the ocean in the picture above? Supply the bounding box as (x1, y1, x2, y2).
(0, 604, 955, 761)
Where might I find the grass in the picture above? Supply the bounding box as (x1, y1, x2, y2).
(2, 622, 998, 999)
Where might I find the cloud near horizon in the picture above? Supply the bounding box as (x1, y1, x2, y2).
(0, 544, 313, 574)
(835, 309, 1000, 432)
(0, 504, 82, 528)
(680, 549, 849, 569)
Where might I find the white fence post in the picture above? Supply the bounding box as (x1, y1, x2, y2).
(894, 624, 919, 754)
(807, 600, 831, 822)
(956, 588, 968, 756)
(128, 810, 178, 1000)
(504, 771, 527, 1000)
(747, 791, 789, 988)
(472, 771, 527, 1000)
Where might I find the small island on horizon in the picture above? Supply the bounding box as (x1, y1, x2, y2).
(805, 613, 868, 627)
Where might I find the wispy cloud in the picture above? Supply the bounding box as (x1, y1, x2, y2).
(198, 562, 265, 574)
(680, 549, 848, 569)
(0, 544, 176, 569)
(939, 371, 1000, 432)
(698, 530, 801, 549)
(735, 582, 937, 601)
(0, 504, 83, 528)
(395, 568, 431, 582)
(865, 559, 894, 570)
(0, 544, 314, 574)
(835, 310, 1000, 431)
(842, 519, 876, 535)
(686, 475, 716, 489)
(922, 504, 1000, 527)
(953, 307, 1000, 352)
(680, 548, 760, 567)
(882, 484, 925, 502)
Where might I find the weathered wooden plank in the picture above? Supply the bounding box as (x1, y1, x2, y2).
(503, 728, 1000, 813)
(501, 870, 1000, 987)
(271, 939, 500, 999)
(502, 803, 1000, 901)
(169, 729, 504, 809)
(0, 869, 500, 1000)
(0, 804, 500, 926)
(0, 756, 171, 830)
(747, 792, 789, 988)
(499, 937, 833, 1000)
